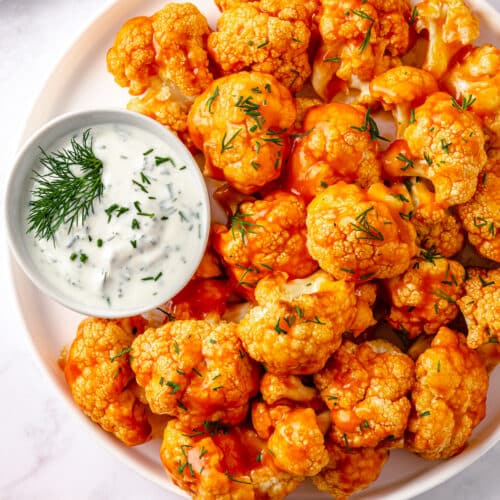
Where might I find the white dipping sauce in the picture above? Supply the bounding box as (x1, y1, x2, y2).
(25, 123, 207, 312)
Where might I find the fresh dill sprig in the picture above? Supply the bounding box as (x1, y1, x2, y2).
(230, 208, 262, 245)
(27, 129, 104, 241)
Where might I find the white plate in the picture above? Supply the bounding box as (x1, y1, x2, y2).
(9, 1, 500, 499)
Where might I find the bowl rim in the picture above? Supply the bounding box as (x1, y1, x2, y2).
(4, 108, 211, 318)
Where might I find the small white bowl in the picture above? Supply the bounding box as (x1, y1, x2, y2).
(5, 109, 211, 318)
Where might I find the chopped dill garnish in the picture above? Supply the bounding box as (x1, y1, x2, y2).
(451, 95, 476, 111)
(221, 128, 242, 153)
(351, 109, 388, 141)
(350, 207, 384, 240)
(230, 208, 262, 245)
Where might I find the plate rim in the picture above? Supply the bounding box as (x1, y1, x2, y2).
(8, 0, 500, 499)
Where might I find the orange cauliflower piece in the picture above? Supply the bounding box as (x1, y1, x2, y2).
(126, 76, 193, 146)
(312, 441, 389, 499)
(314, 340, 415, 449)
(400, 92, 487, 206)
(130, 319, 259, 426)
(252, 401, 295, 440)
(384, 252, 465, 338)
(106, 16, 157, 96)
(212, 191, 318, 298)
(165, 278, 231, 320)
(457, 268, 500, 348)
(306, 182, 418, 281)
(370, 66, 438, 136)
(160, 419, 303, 499)
(405, 327, 488, 459)
(150, 3, 212, 97)
(237, 271, 358, 374)
(64, 318, 151, 446)
(268, 408, 329, 476)
(208, 2, 312, 92)
(188, 72, 296, 194)
(312, 0, 412, 102)
(107, 4, 213, 145)
(402, 179, 465, 257)
(260, 373, 318, 405)
(457, 165, 500, 263)
(215, 0, 320, 20)
(286, 103, 382, 202)
(442, 44, 500, 116)
(414, 0, 479, 79)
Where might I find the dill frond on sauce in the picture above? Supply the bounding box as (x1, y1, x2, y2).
(27, 129, 104, 241)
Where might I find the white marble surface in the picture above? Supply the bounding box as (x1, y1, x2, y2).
(0, 1, 499, 499)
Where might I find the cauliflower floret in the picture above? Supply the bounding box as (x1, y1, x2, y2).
(312, 0, 412, 102)
(402, 179, 465, 257)
(208, 2, 312, 92)
(457, 166, 500, 263)
(477, 342, 500, 372)
(268, 408, 329, 476)
(215, 0, 320, 21)
(164, 278, 231, 320)
(314, 340, 415, 448)
(127, 76, 193, 146)
(188, 72, 296, 194)
(64, 318, 151, 446)
(405, 327, 488, 459)
(160, 419, 303, 499)
(370, 66, 438, 136)
(237, 271, 359, 374)
(130, 320, 259, 426)
(414, 0, 479, 79)
(442, 44, 500, 118)
(252, 401, 295, 440)
(150, 3, 212, 97)
(398, 92, 487, 206)
(312, 441, 389, 499)
(293, 97, 323, 130)
(306, 182, 418, 281)
(457, 268, 500, 348)
(384, 252, 465, 338)
(107, 4, 213, 144)
(260, 373, 318, 405)
(212, 191, 318, 298)
(106, 16, 157, 96)
(286, 103, 382, 202)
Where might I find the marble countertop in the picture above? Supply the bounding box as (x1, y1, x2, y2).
(0, 1, 498, 499)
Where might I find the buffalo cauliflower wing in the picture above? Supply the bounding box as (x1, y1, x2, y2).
(64, 318, 151, 446)
(130, 319, 259, 426)
(208, 2, 313, 92)
(260, 373, 319, 405)
(314, 340, 415, 449)
(212, 191, 318, 298)
(286, 103, 382, 202)
(312, 0, 412, 102)
(457, 165, 500, 263)
(107, 4, 213, 143)
(406, 327, 488, 459)
(457, 268, 500, 348)
(237, 271, 358, 374)
(442, 44, 500, 147)
(164, 278, 231, 320)
(398, 92, 487, 206)
(106, 16, 157, 96)
(268, 408, 329, 476)
(370, 66, 438, 136)
(107, 4, 212, 97)
(127, 76, 193, 146)
(414, 0, 479, 79)
(160, 419, 303, 499)
(384, 252, 465, 338)
(188, 72, 296, 193)
(401, 178, 465, 257)
(306, 182, 418, 281)
(312, 441, 389, 499)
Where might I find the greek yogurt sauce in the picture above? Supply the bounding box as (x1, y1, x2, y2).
(25, 123, 208, 313)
